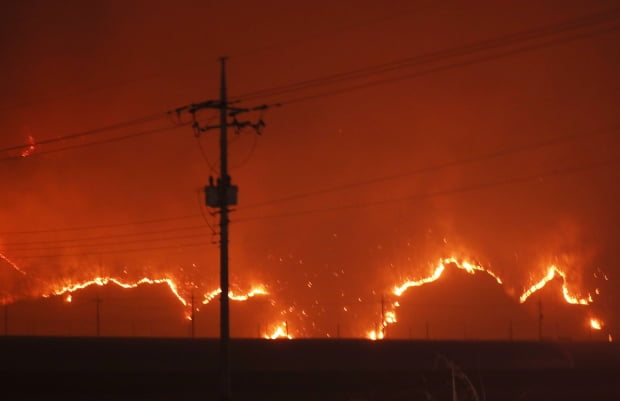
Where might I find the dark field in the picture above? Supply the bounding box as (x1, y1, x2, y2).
(1, 337, 619, 400)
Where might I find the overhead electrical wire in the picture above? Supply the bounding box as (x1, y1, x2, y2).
(4, 156, 617, 258)
(0, 225, 211, 246)
(0, 8, 617, 247)
(0, 112, 170, 154)
(1, 7, 617, 164)
(239, 124, 620, 209)
(1, 122, 617, 238)
(233, 157, 620, 224)
(0, 215, 203, 235)
(277, 25, 620, 106)
(0, 2, 441, 114)
(231, 7, 620, 103)
(5, 232, 213, 253)
(8, 241, 211, 260)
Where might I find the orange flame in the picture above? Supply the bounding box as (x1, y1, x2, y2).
(201, 285, 268, 305)
(393, 257, 502, 297)
(50, 276, 188, 306)
(367, 258, 600, 340)
(590, 318, 602, 330)
(519, 265, 592, 305)
(265, 322, 292, 339)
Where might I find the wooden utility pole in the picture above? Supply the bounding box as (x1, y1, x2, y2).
(538, 298, 543, 341)
(173, 57, 272, 401)
(380, 295, 385, 338)
(218, 57, 232, 401)
(95, 295, 102, 337)
(191, 291, 196, 338)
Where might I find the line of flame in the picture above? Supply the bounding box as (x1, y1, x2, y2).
(394, 258, 502, 297)
(50, 276, 188, 306)
(519, 265, 592, 305)
(369, 258, 598, 340)
(201, 286, 268, 305)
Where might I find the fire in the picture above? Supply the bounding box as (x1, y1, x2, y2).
(590, 318, 602, 330)
(519, 265, 592, 305)
(20, 135, 36, 157)
(50, 276, 189, 306)
(265, 322, 292, 339)
(0, 251, 27, 275)
(367, 329, 384, 341)
(49, 276, 269, 312)
(367, 258, 601, 340)
(0, 248, 606, 339)
(394, 257, 502, 297)
(201, 285, 268, 305)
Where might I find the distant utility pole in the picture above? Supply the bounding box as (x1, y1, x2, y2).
(538, 298, 543, 341)
(191, 292, 196, 339)
(173, 57, 273, 401)
(381, 295, 385, 338)
(95, 295, 102, 337)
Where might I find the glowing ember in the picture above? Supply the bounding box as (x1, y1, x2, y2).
(20, 135, 36, 157)
(0, 251, 27, 275)
(265, 322, 292, 339)
(590, 318, 602, 330)
(65, 294, 72, 303)
(519, 265, 592, 305)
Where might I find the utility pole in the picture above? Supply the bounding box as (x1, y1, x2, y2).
(538, 298, 543, 341)
(4, 304, 7, 336)
(218, 57, 232, 401)
(171, 57, 271, 401)
(380, 295, 385, 339)
(172, 58, 272, 401)
(95, 295, 102, 337)
(191, 291, 196, 339)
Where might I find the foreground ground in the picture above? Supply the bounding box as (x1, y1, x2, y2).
(1, 337, 619, 400)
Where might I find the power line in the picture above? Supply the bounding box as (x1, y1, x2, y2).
(2, 123, 616, 238)
(2, 8, 616, 163)
(0, 2, 440, 114)
(0, 225, 210, 246)
(0, 215, 203, 235)
(232, 8, 620, 103)
(0, 112, 169, 154)
(239, 124, 620, 210)
(7, 241, 211, 260)
(5, 232, 214, 253)
(276, 23, 620, 106)
(233, 158, 620, 224)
